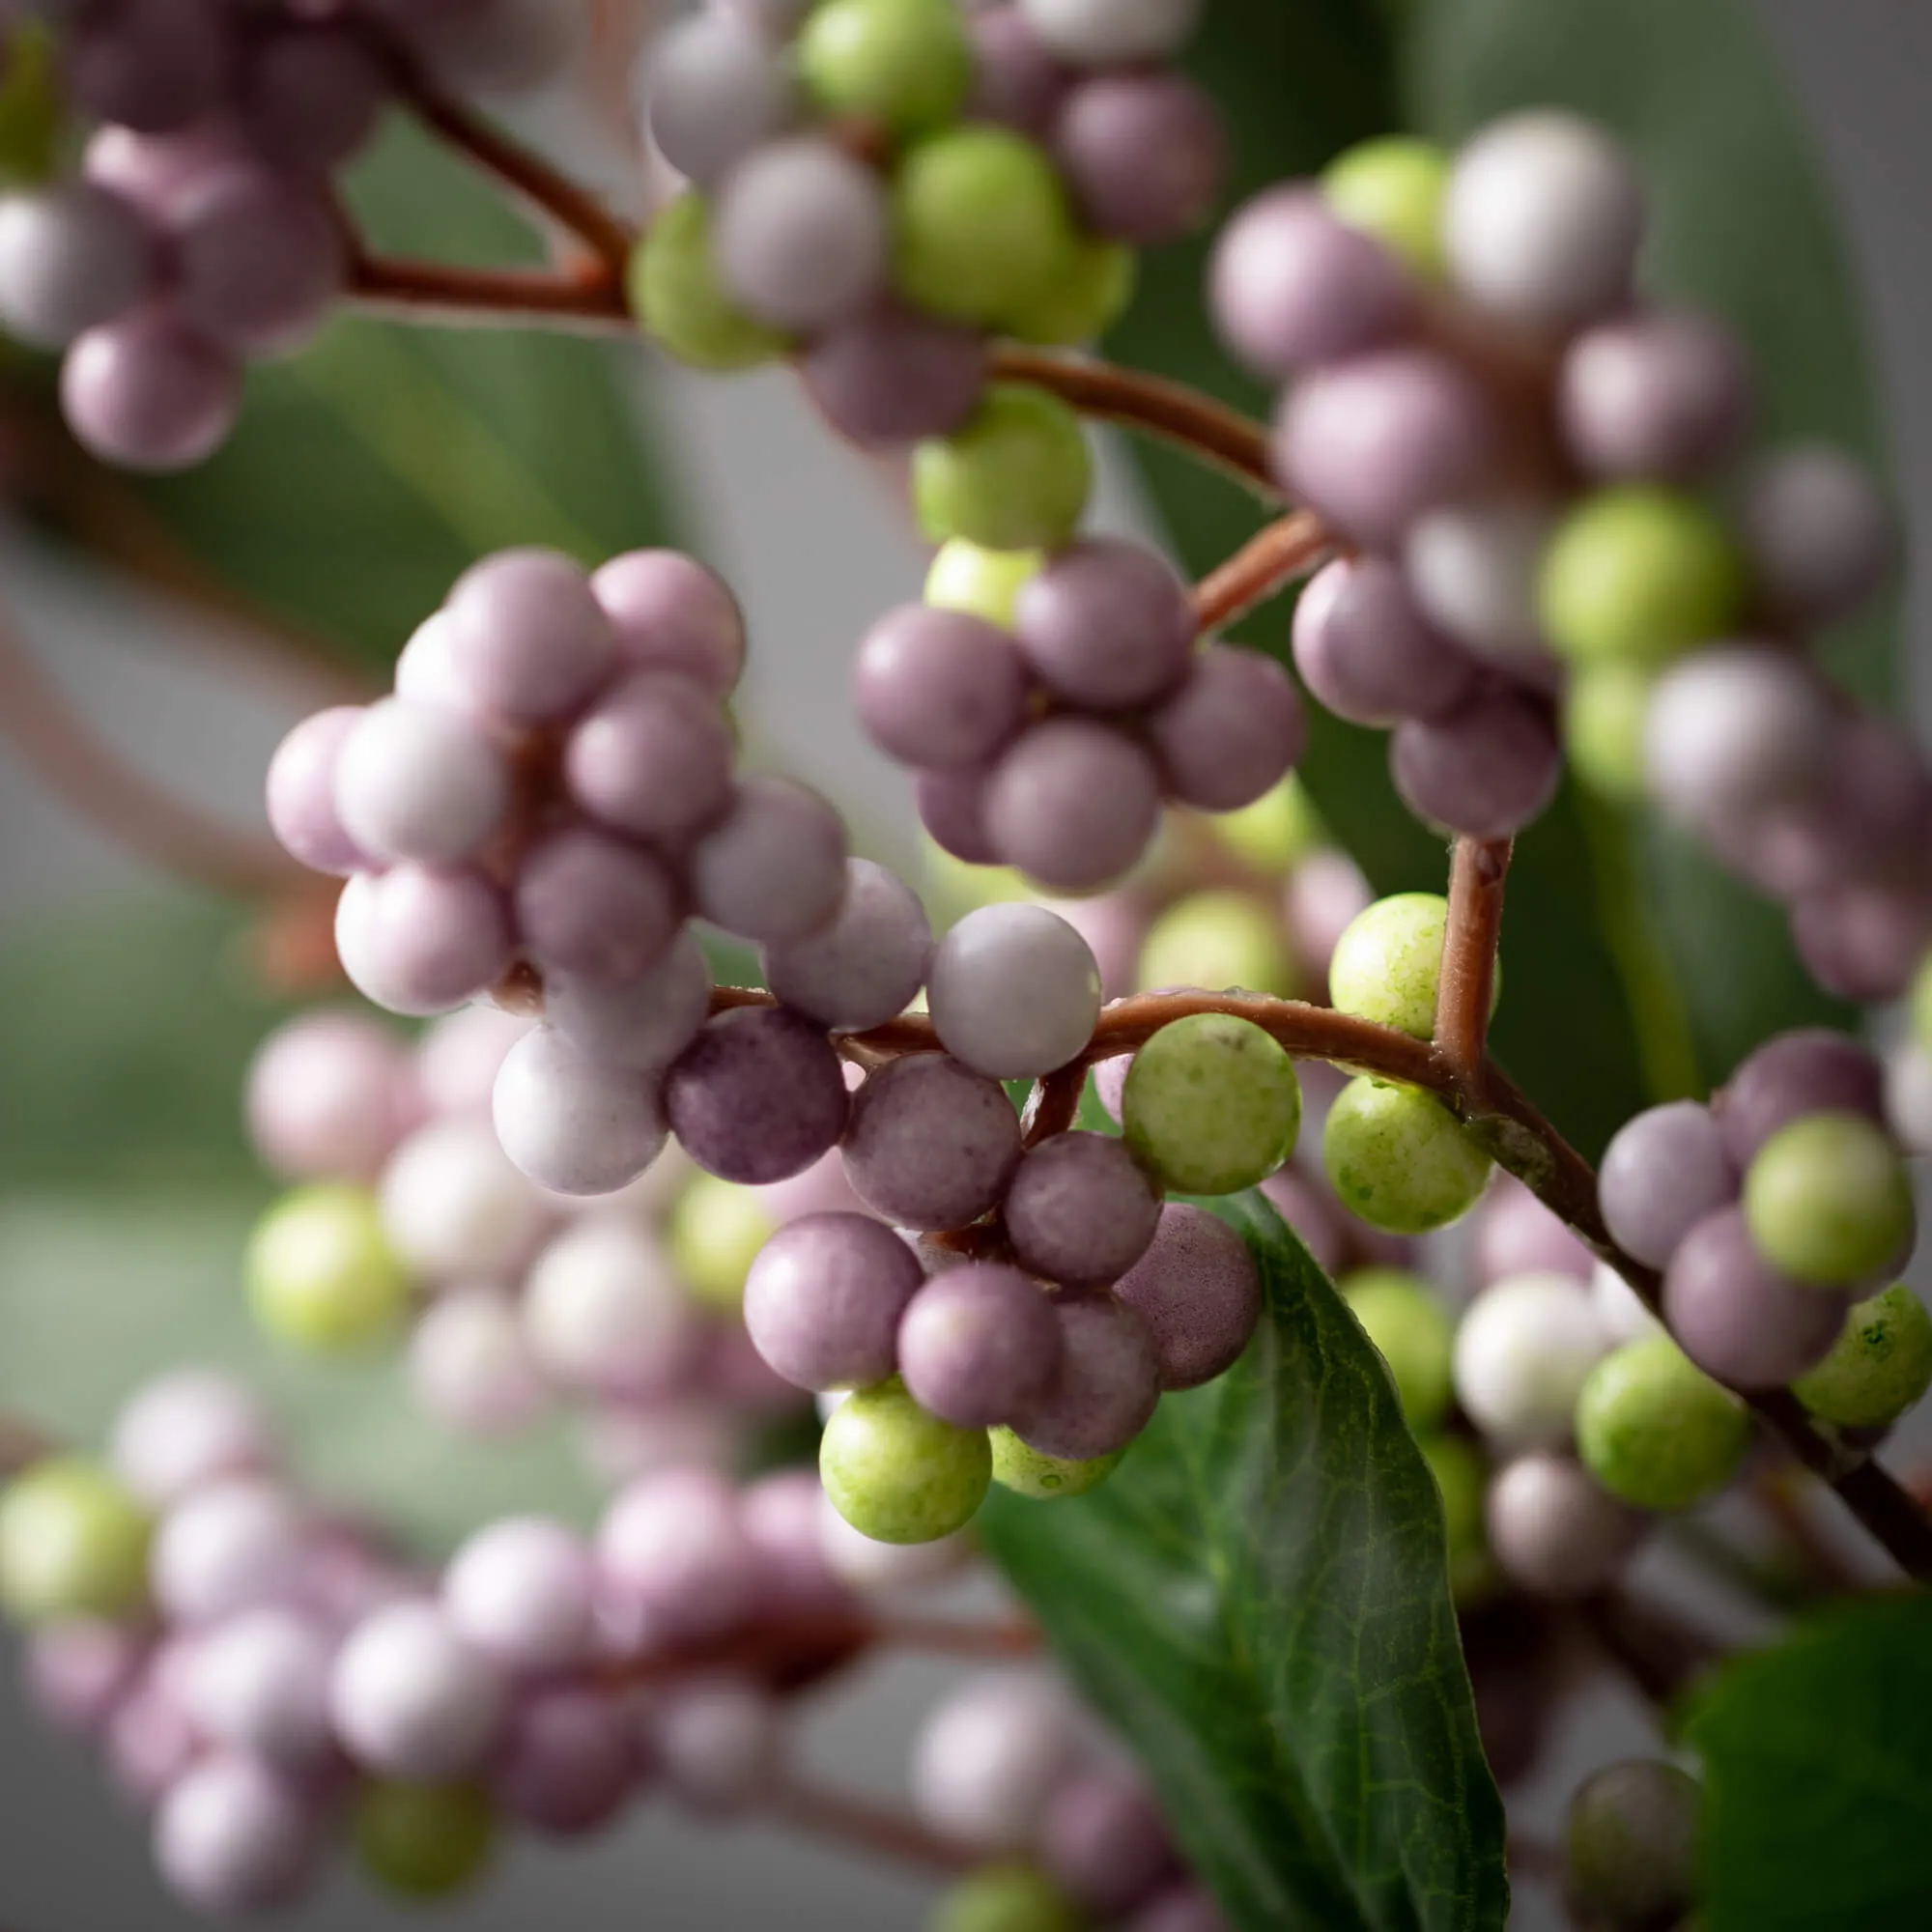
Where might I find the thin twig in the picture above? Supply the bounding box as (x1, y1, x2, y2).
(346, 252, 635, 333)
(1191, 509, 1333, 632)
(1435, 836, 1513, 1085)
(766, 1774, 977, 1876)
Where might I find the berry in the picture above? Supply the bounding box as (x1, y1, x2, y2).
(668, 1173, 778, 1311)
(1012, 537, 1194, 711)
(1321, 135, 1449, 280)
(665, 1006, 850, 1185)
(1790, 1283, 1932, 1429)
(245, 1183, 411, 1355)
(1292, 554, 1478, 728)
(1663, 1207, 1849, 1388)
(914, 384, 1092, 552)
(522, 1214, 696, 1397)
(819, 1378, 993, 1543)
(1719, 1030, 1886, 1165)
(1453, 1271, 1607, 1448)
(1010, 1295, 1161, 1459)
(1404, 497, 1557, 670)
(1560, 310, 1755, 482)
(841, 1053, 1022, 1230)
(853, 605, 1033, 769)
(1005, 1130, 1163, 1289)
(1737, 444, 1896, 629)
(1421, 1433, 1495, 1605)
(110, 1370, 272, 1509)
(1485, 1452, 1647, 1598)
(924, 538, 1046, 629)
(1563, 662, 1654, 800)
(798, 0, 973, 136)
(1575, 1335, 1749, 1511)
(1390, 687, 1564, 839)
(1342, 1268, 1454, 1429)
(932, 1864, 1087, 1932)
(1122, 1013, 1301, 1196)
(630, 190, 789, 371)
(1114, 1203, 1263, 1389)
(927, 903, 1102, 1079)
(1565, 1761, 1702, 1932)
(1001, 235, 1135, 347)
(913, 1672, 1080, 1850)
(355, 1781, 497, 1900)
(1599, 1101, 1738, 1269)
(1322, 1078, 1490, 1235)
(644, 12, 794, 187)
(1743, 1111, 1914, 1288)
(898, 1264, 1065, 1426)
(153, 1752, 318, 1914)
(493, 1026, 668, 1198)
(1328, 891, 1491, 1041)
(985, 719, 1163, 891)
(989, 1428, 1122, 1499)
(1137, 892, 1295, 999)
(329, 1601, 507, 1780)
(1018, 0, 1203, 65)
(1054, 71, 1225, 246)
(442, 1518, 595, 1675)
(692, 776, 850, 946)
(0, 1459, 152, 1626)
(743, 1212, 924, 1391)
(764, 858, 933, 1034)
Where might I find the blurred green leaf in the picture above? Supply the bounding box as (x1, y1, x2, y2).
(1402, 0, 1871, 1080)
(1687, 1593, 1932, 1931)
(0, 1193, 598, 1550)
(131, 118, 679, 670)
(980, 1192, 1508, 1932)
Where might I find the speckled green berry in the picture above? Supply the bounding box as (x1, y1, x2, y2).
(1344, 1268, 1455, 1429)
(1576, 1335, 1749, 1511)
(356, 1782, 497, 1900)
(0, 1458, 151, 1626)
(988, 1428, 1122, 1500)
(1744, 1111, 1915, 1288)
(1791, 1283, 1932, 1428)
(913, 384, 1092, 552)
(1419, 1433, 1496, 1605)
(798, 0, 972, 137)
(1213, 774, 1325, 874)
(1138, 891, 1296, 999)
(893, 128, 1077, 327)
(1328, 892, 1501, 1040)
(1322, 1077, 1491, 1236)
(668, 1174, 775, 1313)
(246, 1182, 411, 1355)
(1000, 238, 1136, 347)
(1321, 136, 1450, 280)
(821, 1379, 991, 1544)
(930, 1863, 1087, 1932)
(1564, 661, 1654, 802)
(1538, 486, 1746, 668)
(923, 538, 1045, 630)
(1122, 1013, 1301, 1196)
(629, 190, 788, 372)
(1566, 1760, 1702, 1932)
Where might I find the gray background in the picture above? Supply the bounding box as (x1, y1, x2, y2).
(2, 2, 1929, 1925)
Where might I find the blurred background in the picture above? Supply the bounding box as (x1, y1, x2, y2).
(3, 0, 1930, 1924)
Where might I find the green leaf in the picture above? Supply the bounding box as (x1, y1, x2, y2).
(1402, 0, 1873, 1080)
(980, 1191, 1508, 1932)
(1686, 1593, 1932, 1932)
(0, 1192, 598, 1551)
(131, 118, 679, 671)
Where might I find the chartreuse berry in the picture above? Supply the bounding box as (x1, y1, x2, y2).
(355, 1782, 497, 1900)
(1912, 951, 1932, 1056)
(1538, 486, 1746, 667)
(0, 1457, 151, 1625)
(668, 1173, 776, 1313)
(820, 1378, 991, 1544)
(1563, 661, 1655, 801)
(923, 538, 1045, 630)
(1420, 1433, 1497, 1605)
(1213, 774, 1324, 873)
(914, 384, 1092, 552)
(1791, 1283, 1932, 1428)
(1743, 1111, 1914, 1288)
(797, 0, 973, 138)
(1328, 891, 1501, 1041)
(1001, 238, 1136, 348)
(246, 1182, 411, 1354)
(630, 190, 788, 372)
(1322, 1077, 1491, 1235)
(989, 1428, 1122, 1500)
(1576, 1334, 1748, 1511)
(1122, 1013, 1301, 1196)
(893, 127, 1077, 327)
(1344, 1268, 1455, 1429)
(931, 1863, 1086, 1932)
(1566, 1762, 1702, 1932)
(1138, 891, 1295, 999)
(1321, 136, 1450, 279)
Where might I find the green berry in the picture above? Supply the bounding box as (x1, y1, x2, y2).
(1420, 1433, 1496, 1605)
(355, 1782, 497, 1900)
(1565, 1761, 1702, 1932)
(1792, 1283, 1932, 1428)
(1322, 1077, 1491, 1235)
(1321, 136, 1450, 280)
(629, 190, 788, 372)
(1564, 661, 1655, 802)
(1343, 1268, 1455, 1429)
(913, 384, 1092, 552)
(1212, 774, 1325, 873)
(1122, 1012, 1302, 1196)
(988, 1427, 1122, 1500)
(1744, 1111, 1915, 1288)
(798, 0, 972, 137)
(1538, 486, 1746, 668)
(1912, 951, 1932, 1057)
(0, 1458, 151, 1626)
(1000, 238, 1136, 347)
(246, 1183, 411, 1355)
(668, 1174, 776, 1313)
(923, 538, 1044, 630)
(820, 1379, 991, 1544)
(1137, 891, 1295, 999)
(1327, 891, 1499, 1040)
(893, 128, 1076, 327)
(930, 1863, 1087, 1932)
(1576, 1335, 1749, 1511)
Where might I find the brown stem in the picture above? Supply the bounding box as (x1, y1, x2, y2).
(1023, 1061, 1088, 1149)
(766, 1775, 976, 1876)
(1191, 509, 1334, 633)
(987, 345, 1278, 497)
(869, 1614, 1041, 1659)
(1435, 836, 1513, 1086)
(1577, 1589, 1721, 1710)
(0, 609, 303, 898)
(346, 253, 635, 333)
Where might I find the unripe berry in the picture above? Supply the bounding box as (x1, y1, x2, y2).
(1575, 1336, 1749, 1511)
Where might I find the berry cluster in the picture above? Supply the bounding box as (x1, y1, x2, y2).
(242, 1004, 831, 1466)
(636, 0, 1224, 407)
(861, 534, 1306, 895)
(0, 0, 578, 470)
